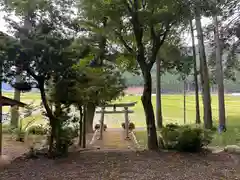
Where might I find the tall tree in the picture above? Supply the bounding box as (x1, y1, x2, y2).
(156, 59, 163, 129)
(176, 53, 194, 125)
(213, 14, 226, 132)
(189, 19, 201, 124)
(1, 0, 89, 155)
(205, 0, 239, 130)
(80, 0, 190, 150)
(195, 8, 213, 129)
(0, 48, 2, 155)
(155, 38, 185, 128)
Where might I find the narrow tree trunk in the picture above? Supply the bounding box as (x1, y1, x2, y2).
(54, 103, 61, 154)
(86, 103, 95, 133)
(141, 71, 158, 150)
(189, 19, 201, 124)
(156, 58, 163, 129)
(82, 106, 87, 148)
(183, 80, 187, 124)
(78, 105, 83, 147)
(214, 15, 226, 132)
(11, 80, 20, 128)
(48, 126, 54, 155)
(195, 10, 213, 129)
(0, 59, 2, 155)
(39, 81, 56, 154)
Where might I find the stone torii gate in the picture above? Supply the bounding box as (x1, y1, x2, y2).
(96, 102, 137, 140)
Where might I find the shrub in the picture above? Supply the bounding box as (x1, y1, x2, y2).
(13, 128, 25, 142)
(166, 123, 180, 129)
(129, 122, 135, 131)
(55, 126, 79, 156)
(94, 124, 107, 131)
(211, 126, 218, 132)
(95, 124, 100, 130)
(104, 124, 107, 131)
(28, 125, 47, 135)
(160, 125, 180, 149)
(121, 122, 135, 131)
(2, 124, 14, 134)
(121, 122, 125, 129)
(160, 124, 213, 152)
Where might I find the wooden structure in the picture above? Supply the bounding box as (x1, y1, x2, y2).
(1, 96, 26, 107)
(0, 95, 26, 155)
(96, 102, 137, 140)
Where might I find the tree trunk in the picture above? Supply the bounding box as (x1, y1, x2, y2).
(214, 15, 226, 132)
(78, 105, 83, 147)
(156, 58, 163, 129)
(141, 70, 158, 150)
(48, 126, 54, 155)
(0, 59, 2, 155)
(11, 83, 20, 128)
(183, 80, 186, 124)
(195, 10, 213, 129)
(86, 103, 95, 133)
(39, 81, 56, 154)
(189, 19, 201, 124)
(82, 106, 87, 148)
(54, 103, 62, 154)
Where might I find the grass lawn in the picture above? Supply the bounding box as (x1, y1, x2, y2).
(3, 92, 240, 147)
(2, 92, 43, 127)
(111, 94, 240, 147)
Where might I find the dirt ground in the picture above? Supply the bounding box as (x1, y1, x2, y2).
(2, 135, 31, 159)
(1, 131, 240, 180)
(0, 150, 240, 180)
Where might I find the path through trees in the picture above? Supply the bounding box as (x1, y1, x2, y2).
(88, 130, 138, 150)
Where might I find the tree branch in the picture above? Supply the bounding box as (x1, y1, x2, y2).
(39, 81, 56, 122)
(26, 68, 40, 82)
(148, 24, 171, 68)
(133, 0, 138, 10)
(115, 31, 134, 53)
(159, 26, 170, 47)
(123, 0, 132, 13)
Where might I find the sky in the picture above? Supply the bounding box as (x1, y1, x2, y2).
(0, 12, 8, 33)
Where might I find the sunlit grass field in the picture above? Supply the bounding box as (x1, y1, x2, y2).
(3, 92, 240, 147)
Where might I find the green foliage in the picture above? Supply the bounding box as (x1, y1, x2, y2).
(94, 124, 100, 130)
(0, 0, 83, 91)
(14, 117, 38, 142)
(129, 122, 135, 131)
(94, 124, 107, 131)
(51, 59, 126, 107)
(46, 125, 79, 157)
(160, 124, 180, 149)
(121, 122, 135, 131)
(79, 0, 191, 70)
(2, 124, 15, 134)
(205, 0, 240, 83)
(160, 124, 213, 152)
(12, 103, 40, 142)
(177, 126, 211, 152)
(13, 128, 26, 142)
(172, 46, 194, 81)
(27, 125, 48, 135)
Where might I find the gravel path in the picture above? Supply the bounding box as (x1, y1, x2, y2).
(0, 150, 240, 180)
(91, 130, 135, 150)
